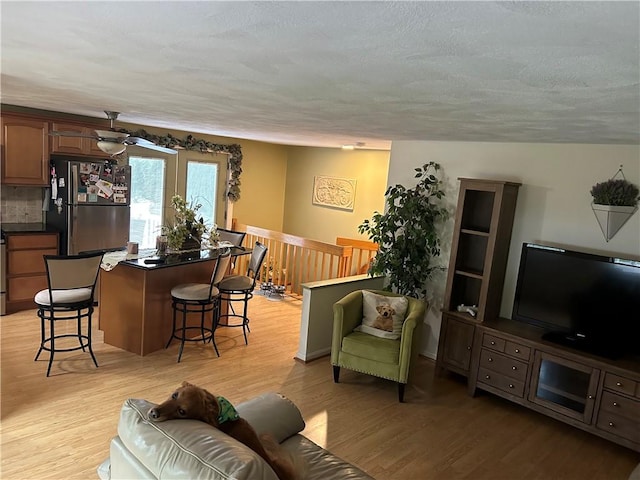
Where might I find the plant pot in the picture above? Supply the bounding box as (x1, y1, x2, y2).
(180, 236, 201, 251)
(591, 203, 638, 242)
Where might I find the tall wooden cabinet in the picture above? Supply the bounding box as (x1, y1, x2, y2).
(1, 114, 50, 185)
(436, 178, 520, 377)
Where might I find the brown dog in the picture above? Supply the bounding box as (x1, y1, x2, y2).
(148, 382, 299, 480)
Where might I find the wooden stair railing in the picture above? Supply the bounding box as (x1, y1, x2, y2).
(336, 237, 378, 275)
(233, 224, 354, 297)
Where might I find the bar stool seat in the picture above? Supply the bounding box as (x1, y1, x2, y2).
(167, 250, 231, 362)
(35, 288, 92, 305)
(171, 283, 219, 301)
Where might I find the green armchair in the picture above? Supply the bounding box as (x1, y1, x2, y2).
(331, 289, 427, 402)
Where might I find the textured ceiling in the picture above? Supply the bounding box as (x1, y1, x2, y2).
(1, 1, 639, 150)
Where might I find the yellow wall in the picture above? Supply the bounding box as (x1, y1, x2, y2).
(282, 147, 390, 243)
(231, 140, 289, 231)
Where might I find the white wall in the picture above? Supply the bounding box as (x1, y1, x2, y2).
(389, 141, 640, 359)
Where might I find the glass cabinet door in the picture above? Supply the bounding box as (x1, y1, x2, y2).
(529, 351, 600, 423)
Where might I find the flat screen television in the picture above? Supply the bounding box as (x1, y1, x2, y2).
(512, 243, 640, 359)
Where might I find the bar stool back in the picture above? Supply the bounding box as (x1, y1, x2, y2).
(167, 249, 232, 362)
(34, 251, 104, 377)
(217, 228, 247, 247)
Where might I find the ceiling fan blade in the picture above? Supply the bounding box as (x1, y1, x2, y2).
(50, 130, 96, 139)
(127, 137, 178, 154)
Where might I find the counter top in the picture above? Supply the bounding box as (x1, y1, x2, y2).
(1, 223, 59, 235)
(108, 246, 251, 270)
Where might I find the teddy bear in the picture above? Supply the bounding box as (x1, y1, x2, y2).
(372, 303, 395, 332)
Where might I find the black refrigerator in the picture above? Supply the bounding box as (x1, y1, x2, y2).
(47, 156, 132, 254)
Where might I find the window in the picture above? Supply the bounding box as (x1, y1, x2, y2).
(186, 160, 218, 229)
(129, 156, 166, 249)
(128, 151, 223, 249)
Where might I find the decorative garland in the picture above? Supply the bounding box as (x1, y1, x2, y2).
(117, 128, 243, 202)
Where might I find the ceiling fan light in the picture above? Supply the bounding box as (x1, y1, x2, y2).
(96, 141, 126, 156)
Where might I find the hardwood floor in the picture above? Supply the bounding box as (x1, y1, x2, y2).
(1, 293, 638, 479)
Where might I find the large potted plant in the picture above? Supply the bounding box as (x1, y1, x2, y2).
(590, 177, 639, 242)
(358, 162, 448, 299)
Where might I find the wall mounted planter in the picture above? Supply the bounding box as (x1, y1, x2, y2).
(591, 203, 638, 242)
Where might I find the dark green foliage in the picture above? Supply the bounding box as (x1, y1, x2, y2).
(590, 179, 639, 206)
(358, 162, 448, 299)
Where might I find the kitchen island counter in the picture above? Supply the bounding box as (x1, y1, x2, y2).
(99, 247, 250, 356)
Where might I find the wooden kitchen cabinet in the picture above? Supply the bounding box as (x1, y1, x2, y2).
(1, 114, 50, 185)
(5, 232, 59, 313)
(51, 122, 109, 157)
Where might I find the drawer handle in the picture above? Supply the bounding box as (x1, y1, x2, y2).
(587, 395, 594, 400)
(613, 402, 619, 407)
(509, 384, 514, 389)
(467, 346, 471, 351)
(490, 341, 496, 345)
(488, 357, 493, 362)
(616, 382, 622, 387)
(609, 422, 615, 427)
(485, 375, 491, 380)
(512, 366, 517, 370)
(515, 348, 520, 353)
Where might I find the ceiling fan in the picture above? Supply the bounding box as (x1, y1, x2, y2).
(51, 111, 177, 156)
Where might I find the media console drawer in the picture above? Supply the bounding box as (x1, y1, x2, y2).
(479, 349, 528, 382)
(478, 367, 526, 397)
(596, 410, 640, 444)
(599, 391, 640, 422)
(604, 373, 638, 397)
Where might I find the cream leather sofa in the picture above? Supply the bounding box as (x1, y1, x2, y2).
(98, 392, 373, 480)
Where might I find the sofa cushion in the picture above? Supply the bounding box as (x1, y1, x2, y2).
(281, 435, 374, 480)
(116, 394, 305, 480)
(235, 392, 305, 443)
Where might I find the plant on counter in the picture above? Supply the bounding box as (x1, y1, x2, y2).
(358, 161, 449, 299)
(162, 195, 218, 251)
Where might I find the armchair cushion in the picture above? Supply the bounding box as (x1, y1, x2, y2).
(358, 290, 408, 339)
(341, 332, 400, 364)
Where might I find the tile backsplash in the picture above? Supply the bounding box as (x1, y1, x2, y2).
(1, 186, 45, 223)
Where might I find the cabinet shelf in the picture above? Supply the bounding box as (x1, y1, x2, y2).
(454, 269, 484, 280)
(538, 383, 588, 405)
(460, 228, 491, 237)
(442, 178, 521, 323)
